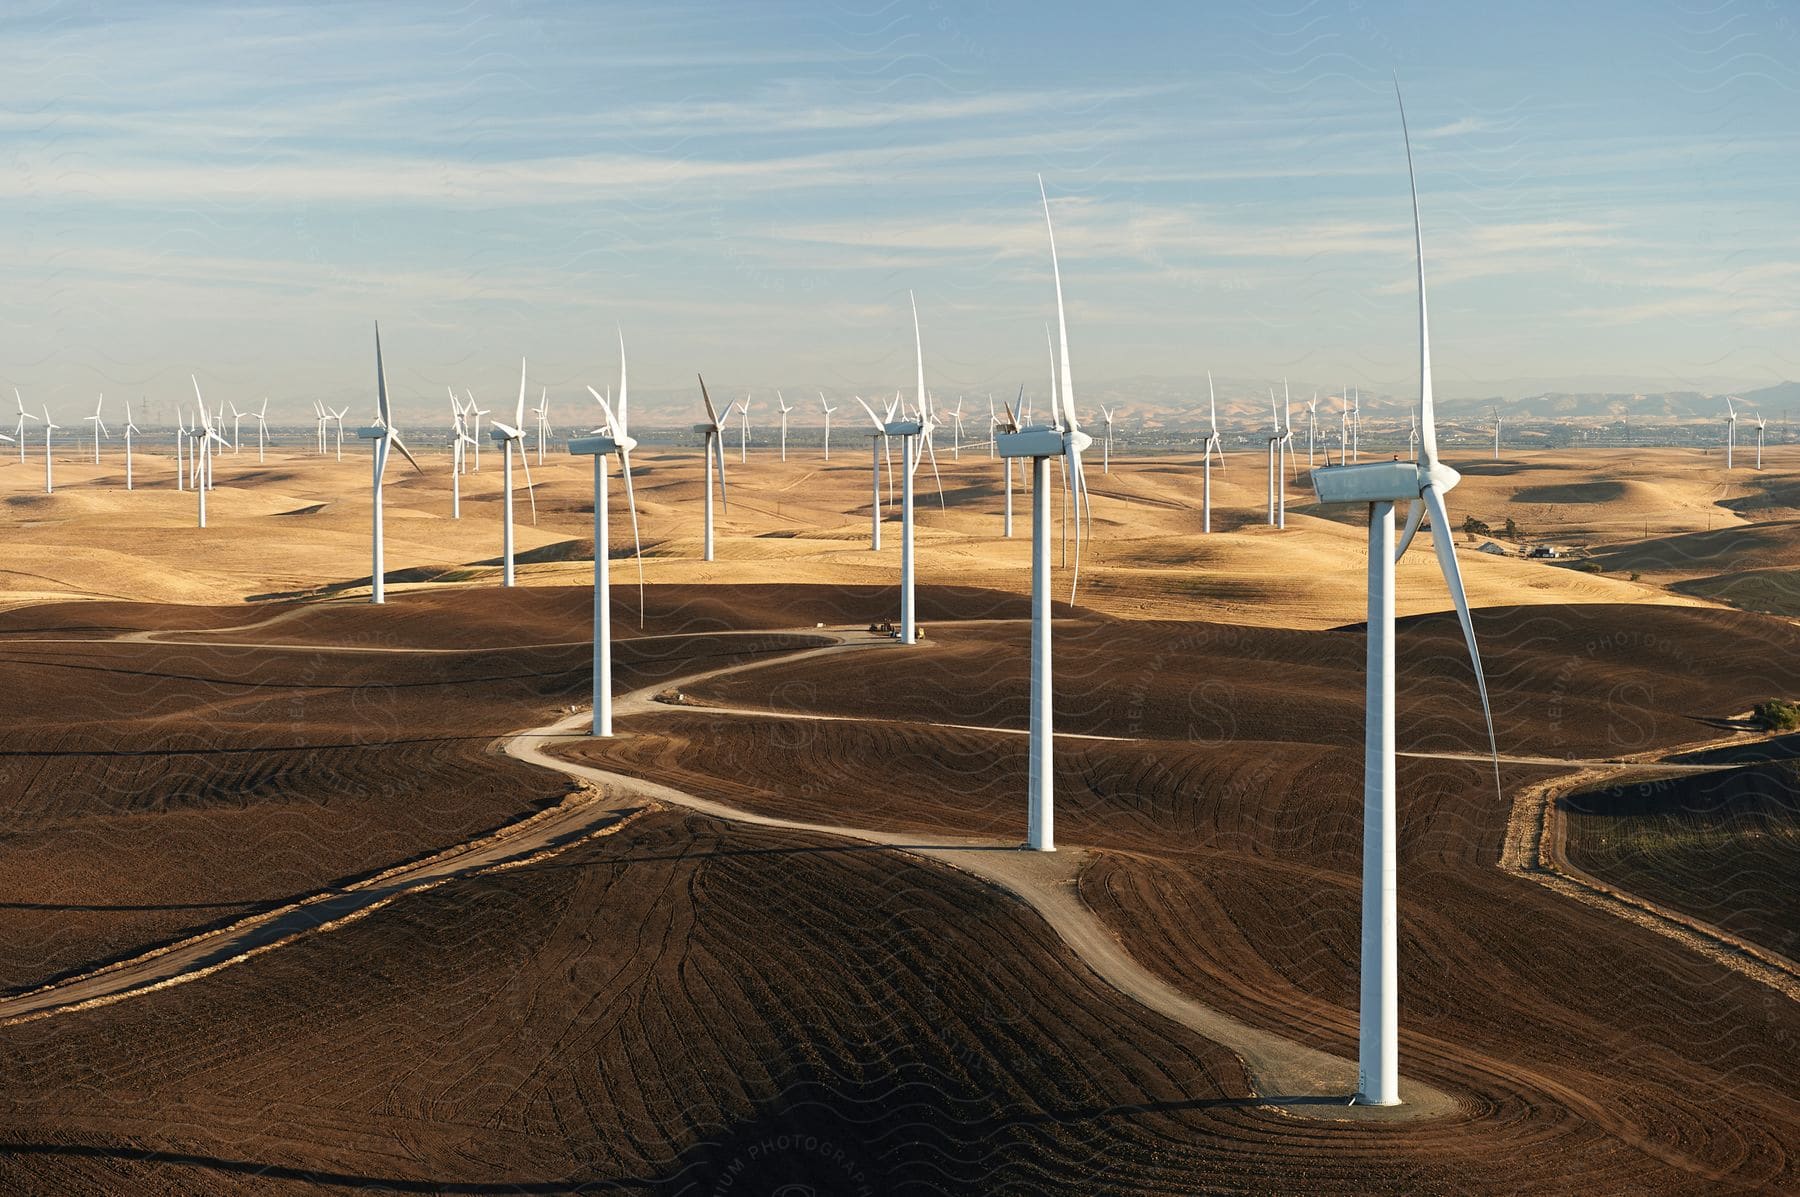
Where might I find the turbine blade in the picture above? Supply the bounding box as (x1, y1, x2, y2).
(515, 357, 528, 430)
(714, 431, 729, 511)
(1396, 82, 1438, 467)
(587, 386, 619, 438)
(621, 449, 646, 628)
(1395, 497, 1426, 560)
(1421, 484, 1501, 800)
(374, 321, 393, 428)
(699, 374, 721, 429)
(392, 433, 423, 474)
(517, 442, 538, 524)
(617, 326, 629, 435)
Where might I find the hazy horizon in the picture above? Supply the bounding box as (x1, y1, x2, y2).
(2, 2, 1795, 425)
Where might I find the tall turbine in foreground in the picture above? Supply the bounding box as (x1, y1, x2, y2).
(694, 378, 730, 562)
(993, 176, 1092, 853)
(1307, 89, 1500, 1108)
(570, 332, 646, 737)
(357, 323, 424, 605)
(488, 360, 537, 587)
(1201, 373, 1224, 534)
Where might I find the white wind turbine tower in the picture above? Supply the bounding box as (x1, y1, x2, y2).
(849, 394, 892, 547)
(488, 360, 538, 587)
(41, 405, 59, 494)
(1351, 386, 1362, 461)
(734, 397, 751, 463)
(532, 388, 551, 464)
(1723, 397, 1738, 469)
(228, 402, 244, 454)
(1754, 412, 1765, 469)
(882, 290, 945, 646)
(313, 401, 328, 456)
(1265, 389, 1281, 525)
(1098, 405, 1115, 473)
(1307, 87, 1500, 1108)
(12, 390, 34, 464)
(993, 392, 1021, 538)
(1307, 393, 1319, 467)
(819, 393, 837, 461)
(251, 399, 269, 463)
(1490, 403, 1502, 460)
(570, 330, 647, 737)
(85, 395, 108, 464)
(449, 397, 476, 519)
(777, 392, 793, 461)
(693, 377, 731, 562)
(1276, 383, 1295, 529)
(188, 381, 228, 526)
(356, 323, 424, 605)
(948, 397, 965, 460)
(1201, 373, 1224, 534)
(466, 393, 490, 471)
(330, 406, 349, 461)
(1408, 410, 1419, 461)
(988, 395, 999, 460)
(992, 175, 1094, 853)
(175, 407, 188, 490)
(123, 401, 140, 490)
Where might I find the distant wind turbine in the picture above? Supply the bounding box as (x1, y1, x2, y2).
(41, 405, 59, 494)
(1202, 374, 1224, 533)
(487, 360, 538, 587)
(123, 400, 140, 490)
(819, 392, 837, 461)
(570, 329, 648, 737)
(85, 395, 108, 465)
(694, 377, 731, 562)
(357, 322, 425, 604)
(776, 392, 793, 461)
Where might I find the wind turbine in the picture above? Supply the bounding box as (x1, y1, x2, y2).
(1307, 87, 1500, 1108)
(1277, 383, 1294, 529)
(175, 407, 188, 491)
(1201, 373, 1224, 534)
(41, 405, 58, 494)
(694, 377, 730, 562)
(314, 401, 328, 456)
(85, 395, 109, 464)
(449, 397, 476, 518)
(228, 401, 244, 455)
(735, 397, 751, 463)
(1265, 389, 1281, 525)
(856, 394, 896, 550)
(1724, 397, 1738, 469)
(330, 406, 348, 461)
(1098, 405, 1115, 473)
(992, 176, 1093, 853)
(1306, 394, 1318, 467)
(356, 323, 425, 604)
(466, 393, 489, 471)
(12, 391, 34, 464)
(820, 393, 837, 461)
(1351, 386, 1362, 461)
(123, 401, 140, 490)
(1754, 412, 1766, 469)
(950, 398, 965, 460)
(188, 381, 228, 526)
(249, 399, 268, 463)
(994, 392, 1021, 538)
(1408, 410, 1419, 461)
(570, 330, 647, 737)
(883, 290, 944, 645)
(487, 360, 537, 587)
(532, 388, 551, 464)
(1491, 403, 1502, 460)
(776, 392, 793, 461)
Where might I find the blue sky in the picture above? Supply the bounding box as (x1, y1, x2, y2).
(0, 1, 1795, 425)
